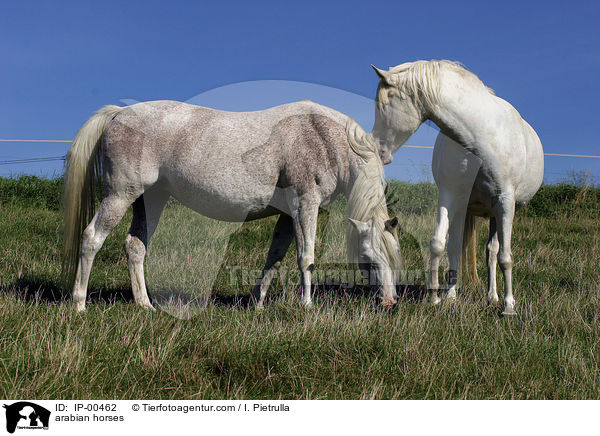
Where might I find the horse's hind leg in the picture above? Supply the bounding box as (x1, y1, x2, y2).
(73, 195, 131, 311)
(252, 214, 294, 309)
(496, 199, 516, 316)
(125, 187, 170, 309)
(291, 196, 319, 308)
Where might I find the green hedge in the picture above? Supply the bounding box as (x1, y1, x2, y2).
(520, 184, 600, 217)
(382, 181, 600, 218)
(0, 176, 598, 218)
(386, 181, 438, 215)
(0, 176, 64, 210)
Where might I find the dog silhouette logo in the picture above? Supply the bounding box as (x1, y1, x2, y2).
(2, 402, 50, 433)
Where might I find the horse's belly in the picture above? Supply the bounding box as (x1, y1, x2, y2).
(166, 175, 284, 222)
(176, 194, 281, 222)
(157, 141, 288, 221)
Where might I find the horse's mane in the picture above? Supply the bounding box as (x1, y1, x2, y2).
(345, 119, 401, 273)
(379, 60, 495, 109)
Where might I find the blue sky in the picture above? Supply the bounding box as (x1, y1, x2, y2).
(1, 1, 598, 182)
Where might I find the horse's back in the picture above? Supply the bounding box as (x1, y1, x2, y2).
(105, 99, 347, 150)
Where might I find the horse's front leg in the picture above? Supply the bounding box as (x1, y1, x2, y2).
(446, 208, 466, 301)
(428, 199, 451, 305)
(485, 218, 500, 306)
(291, 198, 319, 308)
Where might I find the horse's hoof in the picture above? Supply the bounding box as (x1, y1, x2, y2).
(487, 294, 500, 306)
(427, 295, 441, 306)
(501, 307, 517, 317)
(380, 298, 397, 309)
(74, 302, 86, 312)
(444, 291, 457, 302)
(255, 304, 265, 311)
(301, 300, 314, 309)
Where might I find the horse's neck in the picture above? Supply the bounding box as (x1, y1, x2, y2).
(425, 72, 544, 200)
(425, 71, 496, 155)
(345, 152, 366, 197)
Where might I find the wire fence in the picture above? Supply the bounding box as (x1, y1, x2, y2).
(1, 139, 599, 184)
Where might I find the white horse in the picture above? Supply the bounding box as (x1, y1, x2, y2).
(371, 60, 544, 315)
(62, 100, 401, 311)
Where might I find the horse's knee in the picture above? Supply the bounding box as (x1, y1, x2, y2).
(430, 237, 444, 258)
(82, 225, 94, 240)
(298, 255, 314, 272)
(486, 239, 499, 256)
(498, 251, 513, 271)
(81, 229, 101, 256)
(125, 234, 146, 263)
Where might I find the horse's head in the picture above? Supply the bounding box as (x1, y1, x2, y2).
(371, 64, 425, 164)
(349, 216, 400, 306)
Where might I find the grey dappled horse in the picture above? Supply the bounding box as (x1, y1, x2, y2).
(63, 100, 401, 311)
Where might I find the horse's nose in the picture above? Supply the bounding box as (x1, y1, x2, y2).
(380, 151, 393, 165)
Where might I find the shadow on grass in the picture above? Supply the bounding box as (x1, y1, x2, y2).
(311, 282, 428, 303)
(2, 276, 135, 306)
(208, 282, 429, 308)
(2, 276, 429, 310)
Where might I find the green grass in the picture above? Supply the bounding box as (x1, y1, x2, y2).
(0, 176, 599, 399)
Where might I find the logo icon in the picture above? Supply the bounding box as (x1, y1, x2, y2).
(3, 402, 50, 434)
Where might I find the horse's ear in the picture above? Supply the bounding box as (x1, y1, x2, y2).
(348, 217, 362, 229)
(385, 216, 399, 232)
(348, 218, 370, 234)
(371, 65, 394, 86)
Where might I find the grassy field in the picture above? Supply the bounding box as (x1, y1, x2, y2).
(0, 176, 599, 399)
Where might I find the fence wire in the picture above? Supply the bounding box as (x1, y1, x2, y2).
(0, 139, 598, 185)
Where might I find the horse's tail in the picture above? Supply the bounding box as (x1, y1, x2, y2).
(62, 105, 125, 285)
(461, 211, 479, 285)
